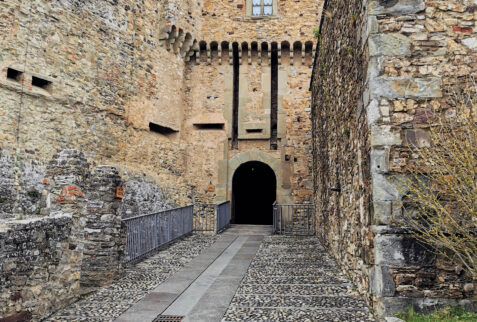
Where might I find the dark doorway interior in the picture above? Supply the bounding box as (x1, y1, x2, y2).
(232, 161, 276, 225)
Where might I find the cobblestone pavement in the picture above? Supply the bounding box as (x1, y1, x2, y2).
(222, 235, 376, 322)
(44, 234, 218, 322)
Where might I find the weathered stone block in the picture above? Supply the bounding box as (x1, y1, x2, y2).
(370, 265, 396, 297)
(369, 34, 411, 57)
(369, 0, 426, 16)
(375, 234, 435, 266)
(370, 77, 442, 99)
(371, 125, 402, 147)
(404, 129, 430, 148)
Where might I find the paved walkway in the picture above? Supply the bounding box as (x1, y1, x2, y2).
(117, 225, 270, 322)
(46, 225, 375, 321)
(45, 234, 219, 321)
(223, 235, 375, 321)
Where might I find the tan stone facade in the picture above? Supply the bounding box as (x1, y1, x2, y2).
(0, 0, 319, 219)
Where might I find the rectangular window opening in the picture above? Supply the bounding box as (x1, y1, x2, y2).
(232, 44, 240, 149)
(32, 76, 52, 90)
(149, 122, 178, 135)
(194, 123, 224, 130)
(246, 129, 263, 133)
(270, 45, 278, 150)
(7, 68, 22, 82)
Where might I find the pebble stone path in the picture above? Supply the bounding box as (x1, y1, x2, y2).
(44, 234, 218, 321)
(222, 235, 376, 322)
(44, 227, 375, 322)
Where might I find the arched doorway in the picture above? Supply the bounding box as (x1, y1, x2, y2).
(232, 161, 277, 225)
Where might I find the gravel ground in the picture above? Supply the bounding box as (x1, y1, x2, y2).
(44, 234, 218, 322)
(222, 235, 376, 322)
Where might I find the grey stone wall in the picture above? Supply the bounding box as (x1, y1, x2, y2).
(0, 215, 79, 320)
(81, 166, 124, 289)
(120, 173, 176, 219)
(0, 149, 46, 219)
(312, 0, 477, 317)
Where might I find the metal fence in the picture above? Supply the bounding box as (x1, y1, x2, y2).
(273, 202, 314, 235)
(122, 205, 193, 263)
(216, 201, 231, 233)
(193, 201, 231, 234)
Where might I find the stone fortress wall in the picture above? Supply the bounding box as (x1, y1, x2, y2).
(0, 0, 318, 217)
(1, 0, 475, 319)
(311, 0, 477, 317)
(0, 0, 320, 319)
(0, 0, 201, 219)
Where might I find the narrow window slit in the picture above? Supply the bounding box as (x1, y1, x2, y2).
(32, 76, 52, 90)
(246, 129, 263, 133)
(149, 122, 178, 135)
(7, 68, 22, 82)
(194, 124, 224, 130)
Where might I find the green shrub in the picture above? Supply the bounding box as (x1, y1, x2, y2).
(396, 306, 477, 322)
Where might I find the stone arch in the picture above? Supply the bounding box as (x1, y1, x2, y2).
(216, 150, 291, 205)
(250, 41, 258, 64)
(293, 41, 302, 65)
(166, 25, 178, 50)
(228, 151, 281, 188)
(173, 28, 184, 54)
(210, 41, 219, 63)
(221, 41, 230, 63)
(305, 41, 314, 66)
(261, 42, 269, 65)
(281, 41, 290, 65)
(180, 32, 193, 57)
(199, 40, 207, 63)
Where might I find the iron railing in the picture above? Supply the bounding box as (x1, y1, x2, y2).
(216, 201, 231, 233)
(122, 205, 193, 263)
(193, 201, 231, 234)
(273, 202, 314, 235)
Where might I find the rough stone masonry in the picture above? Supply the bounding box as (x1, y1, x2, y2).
(0, 0, 475, 320)
(311, 0, 476, 317)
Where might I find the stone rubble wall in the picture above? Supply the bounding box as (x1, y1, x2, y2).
(0, 214, 78, 321)
(311, 0, 373, 305)
(1, 149, 155, 320)
(312, 0, 477, 317)
(81, 166, 124, 289)
(0, 149, 46, 219)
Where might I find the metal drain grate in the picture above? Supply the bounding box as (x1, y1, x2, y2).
(154, 315, 185, 322)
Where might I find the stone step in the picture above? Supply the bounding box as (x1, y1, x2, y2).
(229, 294, 369, 309)
(222, 307, 375, 322)
(235, 283, 353, 296)
(242, 274, 349, 285)
(246, 265, 338, 275)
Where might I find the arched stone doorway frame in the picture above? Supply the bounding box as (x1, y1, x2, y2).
(215, 150, 292, 205)
(232, 160, 277, 224)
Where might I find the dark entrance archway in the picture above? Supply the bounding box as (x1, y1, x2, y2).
(232, 161, 277, 225)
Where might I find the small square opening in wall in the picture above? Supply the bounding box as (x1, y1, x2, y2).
(32, 76, 52, 90)
(7, 68, 23, 82)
